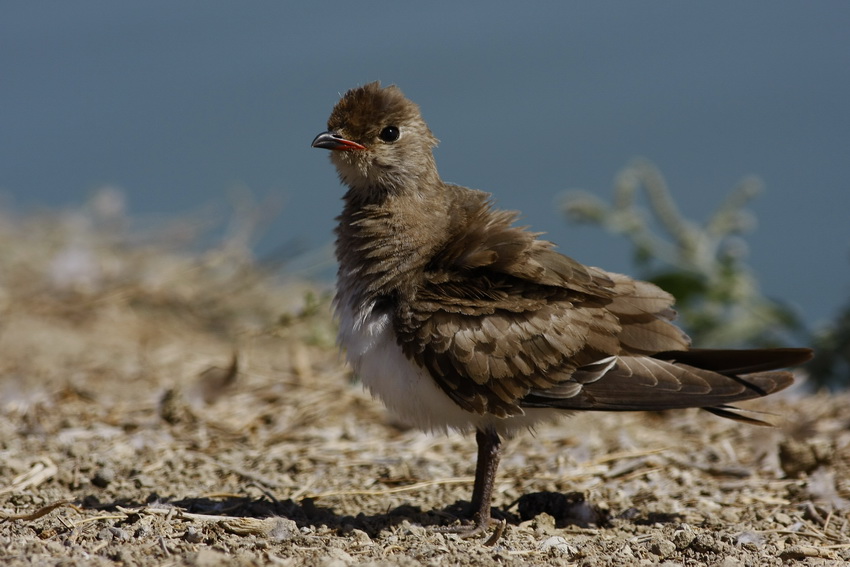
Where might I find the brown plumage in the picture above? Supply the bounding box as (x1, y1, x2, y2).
(312, 81, 812, 542)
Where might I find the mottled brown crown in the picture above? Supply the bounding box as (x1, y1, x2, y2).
(327, 82, 438, 151)
(322, 82, 439, 193)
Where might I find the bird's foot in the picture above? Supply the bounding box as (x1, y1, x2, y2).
(437, 516, 507, 546)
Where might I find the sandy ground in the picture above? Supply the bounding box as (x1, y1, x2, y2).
(1, 207, 848, 566)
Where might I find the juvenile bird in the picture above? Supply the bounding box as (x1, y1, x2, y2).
(312, 81, 812, 542)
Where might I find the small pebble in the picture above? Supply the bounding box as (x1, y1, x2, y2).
(735, 530, 764, 550)
(184, 526, 204, 544)
(539, 535, 576, 555)
(91, 467, 115, 488)
(109, 527, 130, 542)
(672, 525, 696, 549)
(350, 529, 372, 544)
(649, 538, 676, 558)
(269, 518, 299, 542)
(691, 533, 719, 553)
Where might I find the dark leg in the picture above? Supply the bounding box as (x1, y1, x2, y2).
(469, 427, 502, 527)
(440, 427, 505, 544)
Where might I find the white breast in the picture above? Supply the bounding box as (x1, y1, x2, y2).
(337, 299, 560, 436)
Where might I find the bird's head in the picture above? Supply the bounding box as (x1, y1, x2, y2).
(312, 82, 439, 192)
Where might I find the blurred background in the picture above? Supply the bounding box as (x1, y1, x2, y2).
(2, 2, 848, 337)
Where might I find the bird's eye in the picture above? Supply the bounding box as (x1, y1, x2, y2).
(379, 126, 400, 142)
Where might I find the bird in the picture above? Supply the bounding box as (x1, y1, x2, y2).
(311, 81, 813, 543)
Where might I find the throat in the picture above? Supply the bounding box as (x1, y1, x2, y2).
(334, 186, 449, 305)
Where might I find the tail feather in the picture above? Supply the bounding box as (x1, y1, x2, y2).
(653, 348, 813, 375)
(702, 405, 778, 426)
(522, 348, 812, 419)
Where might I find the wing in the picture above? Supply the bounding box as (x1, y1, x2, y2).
(521, 347, 811, 424)
(393, 190, 691, 418)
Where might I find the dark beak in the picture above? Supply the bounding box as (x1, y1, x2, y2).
(311, 131, 366, 151)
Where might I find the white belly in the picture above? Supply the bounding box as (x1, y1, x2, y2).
(337, 300, 559, 436)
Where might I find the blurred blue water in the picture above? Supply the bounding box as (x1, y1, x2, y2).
(1, 2, 848, 328)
